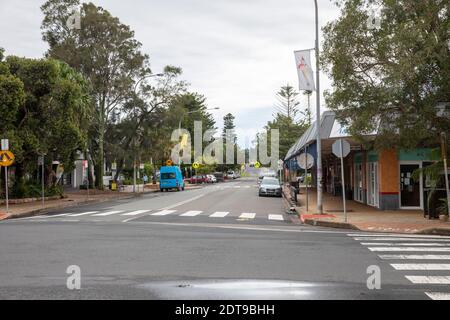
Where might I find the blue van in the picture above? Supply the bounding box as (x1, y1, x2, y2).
(159, 166, 185, 192)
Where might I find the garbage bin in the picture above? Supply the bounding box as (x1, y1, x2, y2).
(109, 179, 117, 191)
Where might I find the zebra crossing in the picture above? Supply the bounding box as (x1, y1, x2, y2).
(31, 209, 287, 223)
(347, 232, 450, 300)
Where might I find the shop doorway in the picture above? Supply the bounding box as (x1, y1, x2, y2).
(354, 163, 364, 203)
(399, 162, 422, 209)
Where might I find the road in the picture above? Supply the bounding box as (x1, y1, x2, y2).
(1, 177, 449, 300)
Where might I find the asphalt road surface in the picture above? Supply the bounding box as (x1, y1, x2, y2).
(1, 177, 449, 300)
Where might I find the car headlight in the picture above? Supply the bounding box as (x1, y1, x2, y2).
(260, 188, 266, 192)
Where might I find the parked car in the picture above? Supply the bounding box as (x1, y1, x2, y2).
(206, 174, 217, 183)
(159, 166, 184, 192)
(189, 175, 207, 184)
(227, 170, 237, 179)
(258, 177, 282, 197)
(213, 172, 225, 182)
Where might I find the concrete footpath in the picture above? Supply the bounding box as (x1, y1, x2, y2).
(282, 184, 450, 235)
(0, 183, 202, 220)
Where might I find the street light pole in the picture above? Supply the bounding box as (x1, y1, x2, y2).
(314, 0, 323, 214)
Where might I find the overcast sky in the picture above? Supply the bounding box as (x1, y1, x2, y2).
(0, 0, 341, 146)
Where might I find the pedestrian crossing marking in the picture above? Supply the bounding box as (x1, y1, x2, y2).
(348, 233, 450, 239)
(391, 264, 450, 270)
(68, 211, 99, 217)
(354, 237, 450, 242)
(379, 254, 450, 260)
(239, 212, 256, 219)
(425, 292, 450, 300)
(405, 276, 450, 284)
(151, 209, 176, 216)
(92, 210, 124, 216)
(268, 214, 284, 221)
(180, 210, 202, 217)
(368, 247, 450, 252)
(121, 210, 151, 216)
(209, 211, 229, 218)
(361, 242, 450, 247)
(46, 213, 71, 218)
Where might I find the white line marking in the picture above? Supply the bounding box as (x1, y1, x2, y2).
(45, 213, 71, 218)
(391, 263, 450, 270)
(238, 212, 256, 219)
(162, 194, 206, 210)
(425, 292, 450, 300)
(268, 214, 284, 221)
(68, 211, 99, 217)
(361, 242, 450, 246)
(348, 233, 450, 239)
(209, 211, 229, 218)
(121, 210, 151, 216)
(379, 254, 450, 260)
(180, 210, 202, 217)
(369, 247, 450, 252)
(151, 210, 176, 216)
(405, 276, 450, 284)
(91, 210, 124, 216)
(354, 237, 450, 242)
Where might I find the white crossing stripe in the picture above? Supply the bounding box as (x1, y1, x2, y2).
(405, 276, 450, 284)
(68, 211, 99, 217)
(180, 210, 202, 217)
(362, 242, 450, 247)
(354, 237, 450, 242)
(121, 210, 151, 216)
(92, 210, 124, 216)
(391, 264, 450, 270)
(151, 210, 176, 216)
(379, 255, 450, 260)
(425, 292, 450, 300)
(239, 212, 256, 219)
(209, 211, 229, 218)
(368, 247, 450, 252)
(348, 233, 450, 239)
(268, 214, 284, 221)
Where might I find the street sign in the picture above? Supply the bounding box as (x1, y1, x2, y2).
(111, 162, 117, 170)
(192, 162, 200, 169)
(38, 156, 44, 166)
(0, 151, 14, 167)
(332, 139, 350, 158)
(254, 161, 261, 169)
(166, 159, 173, 166)
(1, 139, 9, 151)
(140, 163, 145, 170)
(297, 153, 314, 169)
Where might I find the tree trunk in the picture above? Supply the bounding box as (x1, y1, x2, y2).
(97, 110, 105, 190)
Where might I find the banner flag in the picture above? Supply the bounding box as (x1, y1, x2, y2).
(294, 50, 315, 91)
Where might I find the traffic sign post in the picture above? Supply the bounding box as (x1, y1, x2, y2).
(1, 139, 9, 151)
(0, 149, 14, 213)
(38, 155, 45, 208)
(332, 139, 351, 222)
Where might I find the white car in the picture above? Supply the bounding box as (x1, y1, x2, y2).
(206, 174, 217, 183)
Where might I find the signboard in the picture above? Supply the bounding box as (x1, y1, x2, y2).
(38, 156, 44, 166)
(192, 162, 200, 169)
(297, 153, 314, 169)
(140, 163, 145, 170)
(332, 139, 350, 158)
(1, 139, 9, 151)
(166, 159, 173, 166)
(254, 161, 261, 169)
(0, 150, 14, 167)
(111, 162, 117, 170)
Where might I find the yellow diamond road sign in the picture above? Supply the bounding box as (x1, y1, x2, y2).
(254, 161, 261, 168)
(192, 162, 200, 169)
(0, 150, 14, 167)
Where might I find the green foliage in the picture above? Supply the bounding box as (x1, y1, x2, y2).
(321, 0, 450, 150)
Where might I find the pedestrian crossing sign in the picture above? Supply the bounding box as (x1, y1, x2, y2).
(0, 150, 14, 167)
(192, 162, 200, 169)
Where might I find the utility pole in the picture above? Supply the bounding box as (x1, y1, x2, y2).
(441, 132, 450, 217)
(314, 0, 323, 214)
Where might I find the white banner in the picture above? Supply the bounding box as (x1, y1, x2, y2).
(294, 50, 315, 91)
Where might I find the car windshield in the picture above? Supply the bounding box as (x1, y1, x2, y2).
(262, 179, 279, 185)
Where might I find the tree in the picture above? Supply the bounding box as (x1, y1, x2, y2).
(0, 55, 92, 197)
(321, 0, 450, 150)
(274, 84, 300, 120)
(41, 0, 150, 188)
